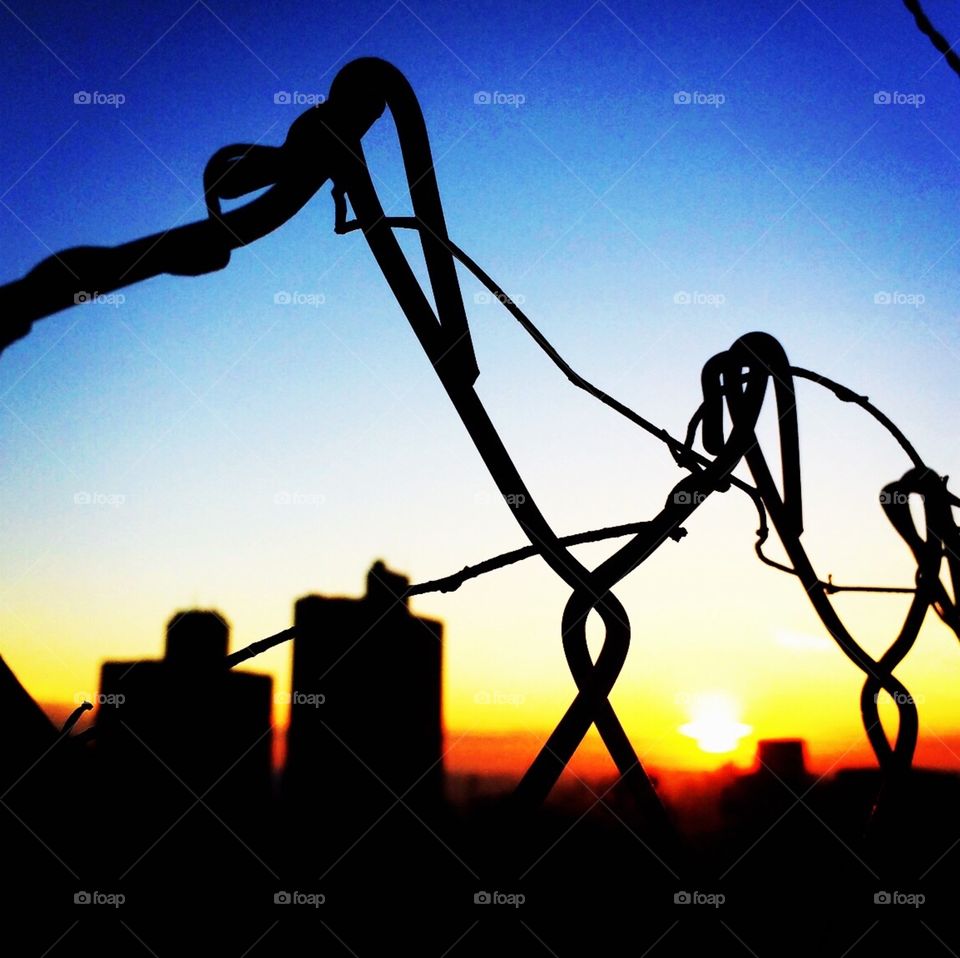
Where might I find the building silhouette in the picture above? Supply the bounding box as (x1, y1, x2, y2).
(755, 737, 808, 783)
(0, 656, 88, 905)
(95, 610, 273, 879)
(283, 561, 443, 859)
(721, 738, 812, 815)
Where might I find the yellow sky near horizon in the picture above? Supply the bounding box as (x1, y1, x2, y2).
(14, 516, 960, 779)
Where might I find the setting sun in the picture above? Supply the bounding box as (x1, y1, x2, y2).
(679, 692, 753, 754)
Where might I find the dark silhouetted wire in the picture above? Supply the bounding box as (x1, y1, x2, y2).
(60, 700, 92, 734)
(223, 627, 296, 669)
(4, 56, 960, 847)
(903, 0, 960, 80)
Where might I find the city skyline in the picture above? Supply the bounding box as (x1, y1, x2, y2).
(27, 556, 960, 782)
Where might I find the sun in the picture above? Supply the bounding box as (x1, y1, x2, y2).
(679, 692, 752, 754)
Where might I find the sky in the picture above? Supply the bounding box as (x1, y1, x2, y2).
(1, 0, 960, 779)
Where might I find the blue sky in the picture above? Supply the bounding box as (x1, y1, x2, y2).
(2, 0, 960, 768)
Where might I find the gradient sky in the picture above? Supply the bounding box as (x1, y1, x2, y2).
(2, 0, 960, 777)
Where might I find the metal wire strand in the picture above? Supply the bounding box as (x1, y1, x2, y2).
(903, 0, 960, 81)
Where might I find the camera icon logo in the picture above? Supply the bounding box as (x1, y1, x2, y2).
(874, 91, 891, 105)
(274, 91, 291, 104)
(74, 891, 91, 904)
(673, 91, 691, 105)
(874, 891, 891, 904)
(274, 891, 291, 904)
(473, 91, 491, 105)
(73, 91, 91, 104)
(273, 291, 292, 305)
(674, 891, 691, 904)
(474, 890, 491, 904)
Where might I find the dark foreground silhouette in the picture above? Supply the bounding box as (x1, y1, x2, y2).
(3, 568, 959, 953)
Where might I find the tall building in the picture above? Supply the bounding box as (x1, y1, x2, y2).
(95, 610, 273, 879)
(283, 561, 443, 852)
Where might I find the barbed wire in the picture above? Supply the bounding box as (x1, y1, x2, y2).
(3, 56, 959, 844)
(222, 210, 960, 792)
(903, 0, 960, 81)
